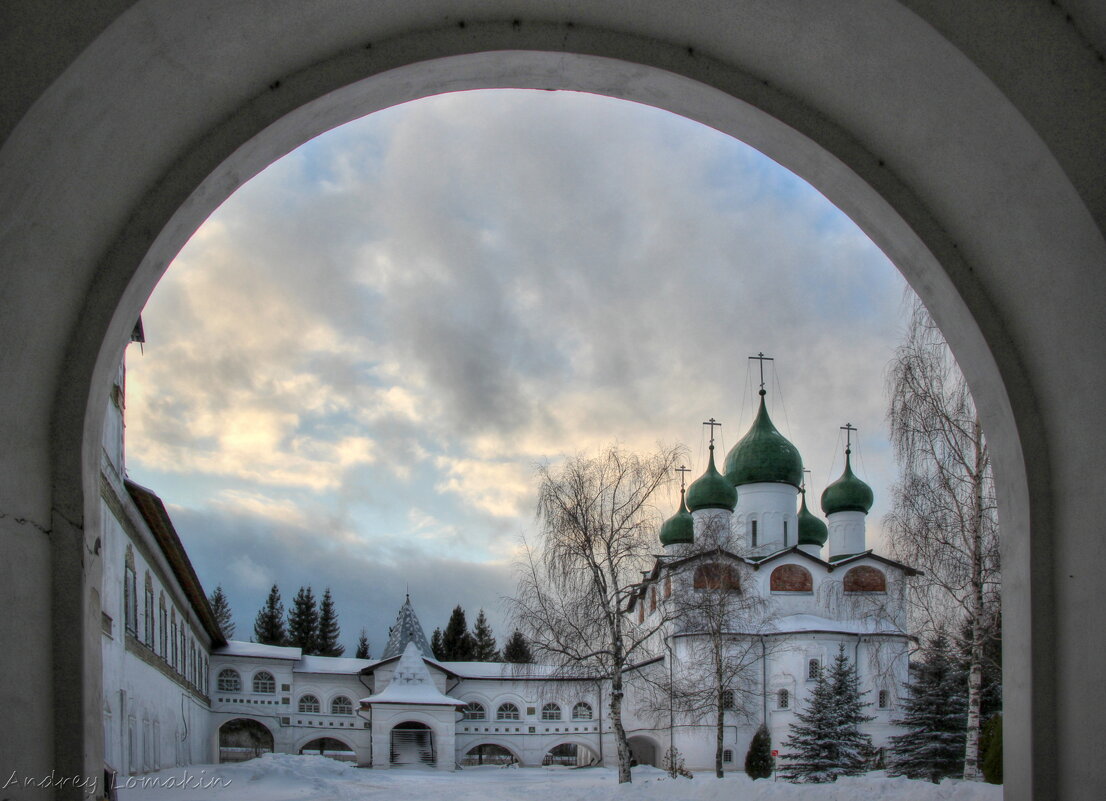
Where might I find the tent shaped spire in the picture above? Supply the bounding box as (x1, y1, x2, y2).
(381, 596, 435, 660)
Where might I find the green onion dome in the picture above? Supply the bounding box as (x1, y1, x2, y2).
(797, 490, 829, 547)
(820, 450, 874, 515)
(659, 490, 695, 546)
(723, 390, 804, 489)
(686, 446, 738, 512)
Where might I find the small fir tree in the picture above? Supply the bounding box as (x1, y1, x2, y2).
(745, 723, 775, 779)
(287, 586, 319, 654)
(442, 605, 475, 660)
(430, 627, 445, 660)
(253, 585, 287, 645)
(355, 629, 370, 660)
(315, 588, 344, 656)
(781, 645, 873, 782)
(980, 714, 1002, 785)
(208, 585, 235, 639)
(471, 609, 498, 661)
(502, 630, 533, 663)
(888, 635, 967, 782)
(662, 746, 693, 778)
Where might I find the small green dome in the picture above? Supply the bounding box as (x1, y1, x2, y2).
(797, 490, 829, 547)
(686, 446, 738, 512)
(659, 490, 694, 546)
(820, 450, 874, 515)
(724, 392, 803, 489)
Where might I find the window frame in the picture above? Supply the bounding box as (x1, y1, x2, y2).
(463, 702, 486, 720)
(252, 670, 276, 694)
(331, 695, 354, 715)
(571, 701, 593, 721)
(217, 668, 241, 693)
(496, 702, 520, 720)
(298, 694, 321, 714)
(541, 702, 561, 721)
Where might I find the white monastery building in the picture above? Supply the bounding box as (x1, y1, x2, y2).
(102, 337, 916, 775)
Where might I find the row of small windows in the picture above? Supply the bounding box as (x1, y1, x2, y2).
(775, 686, 891, 709)
(123, 548, 207, 693)
(215, 670, 355, 715)
(462, 701, 593, 721)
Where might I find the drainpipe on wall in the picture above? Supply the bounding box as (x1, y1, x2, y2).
(760, 636, 768, 726)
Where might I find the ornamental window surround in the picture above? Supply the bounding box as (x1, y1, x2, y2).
(124, 549, 137, 634)
(252, 671, 275, 694)
(331, 696, 353, 715)
(298, 694, 321, 714)
(572, 702, 592, 720)
(541, 703, 561, 720)
(217, 668, 241, 693)
(463, 702, 486, 720)
(144, 573, 154, 646)
(496, 702, 520, 720)
(807, 658, 821, 681)
(777, 688, 790, 709)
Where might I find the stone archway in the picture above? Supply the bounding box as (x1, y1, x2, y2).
(218, 718, 274, 763)
(390, 721, 435, 768)
(2, 4, 1105, 799)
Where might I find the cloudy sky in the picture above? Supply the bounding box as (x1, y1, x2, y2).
(123, 89, 910, 655)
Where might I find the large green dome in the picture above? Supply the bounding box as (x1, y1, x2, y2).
(797, 490, 829, 547)
(723, 392, 804, 488)
(820, 451, 874, 515)
(659, 490, 694, 546)
(686, 446, 738, 512)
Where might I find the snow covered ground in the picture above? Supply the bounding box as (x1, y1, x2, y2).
(114, 754, 1002, 801)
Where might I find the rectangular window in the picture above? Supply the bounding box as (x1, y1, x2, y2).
(783, 520, 788, 546)
(751, 520, 758, 547)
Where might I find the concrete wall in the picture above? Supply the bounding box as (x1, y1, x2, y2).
(2, 2, 1105, 798)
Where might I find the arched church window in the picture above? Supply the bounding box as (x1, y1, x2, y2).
(750, 519, 758, 547)
(252, 671, 275, 694)
(693, 563, 741, 592)
(843, 565, 887, 593)
(463, 702, 486, 720)
(807, 659, 821, 681)
(331, 696, 353, 715)
(541, 703, 561, 720)
(572, 702, 592, 720)
(770, 564, 814, 592)
(777, 688, 790, 709)
(217, 668, 240, 693)
(496, 702, 520, 720)
(298, 694, 320, 714)
(721, 689, 735, 710)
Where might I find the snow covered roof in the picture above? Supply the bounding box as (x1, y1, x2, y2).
(295, 655, 376, 674)
(761, 613, 906, 636)
(215, 641, 302, 660)
(380, 596, 435, 660)
(359, 642, 465, 707)
(437, 661, 567, 680)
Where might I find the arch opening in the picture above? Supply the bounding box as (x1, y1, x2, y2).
(390, 721, 435, 768)
(542, 742, 600, 767)
(300, 737, 356, 762)
(218, 718, 274, 763)
(460, 743, 519, 767)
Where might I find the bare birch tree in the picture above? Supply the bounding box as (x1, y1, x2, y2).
(511, 444, 683, 783)
(885, 296, 1000, 781)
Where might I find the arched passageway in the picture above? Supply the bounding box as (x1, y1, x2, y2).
(461, 743, 519, 767)
(542, 742, 600, 767)
(627, 736, 659, 768)
(300, 737, 357, 763)
(2, 4, 1106, 800)
(218, 719, 274, 763)
(390, 721, 435, 768)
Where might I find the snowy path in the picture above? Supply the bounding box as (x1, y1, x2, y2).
(114, 754, 1002, 801)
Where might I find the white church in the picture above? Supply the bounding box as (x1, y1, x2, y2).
(100, 331, 916, 776)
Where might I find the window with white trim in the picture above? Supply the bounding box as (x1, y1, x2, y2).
(541, 703, 561, 720)
(496, 702, 520, 720)
(217, 668, 241, 693)
(252, 671, 275, 694)
(298, 694, 320, 714)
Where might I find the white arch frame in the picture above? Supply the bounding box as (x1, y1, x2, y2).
(1, 5, 1103, 798)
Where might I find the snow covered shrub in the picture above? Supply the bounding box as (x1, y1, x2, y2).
(745, 724, 774, 779)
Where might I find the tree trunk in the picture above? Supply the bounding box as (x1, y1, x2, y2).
(610, 670, 632, 783)
(715, 690, 725, 778)
(963, 417, 986, 781)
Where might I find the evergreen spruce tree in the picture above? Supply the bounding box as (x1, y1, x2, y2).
(430, 627, 445, 660)
(355, 629, 370, 660)
(471, 609, 498, 661)
(502, 630, 533, 663)
(745, 723, 775, 779)
(287, 586, 319, 654)
(208, 585, 235, 639)
(980, 714, 1002, 784)
(888, 635, 967, 782)
(315, 587, 344, 656)
(442, 605, 475, 660)
(781, 645, 873, 782)
(253, 585, 287, 645)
